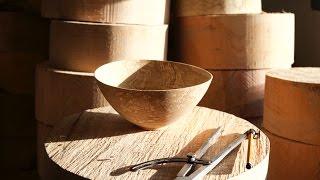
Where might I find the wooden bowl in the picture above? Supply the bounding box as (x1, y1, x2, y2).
(95, 60, 212, 130)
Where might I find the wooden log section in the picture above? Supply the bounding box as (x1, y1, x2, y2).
(50, 20, 168, 72)
(263, 68, 320, 145)
(264, 129, 320, 180)
(199, 69, 268, 119)
(42, 0, 170, 25)
(35, 62, 109, 126)
(172, 13, 294, 70)
(0, 12, 48, 53)
(175, 0, 261, 17)
(45, 106, 269, 179)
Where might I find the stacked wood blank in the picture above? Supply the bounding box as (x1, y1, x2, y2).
(263, 0, 320, 67)
(173, 13, 294, 70)
(49, 20, 168, 72)
(38, 1, 170, 178)
(35, 63, 109, 126)
(199, 69, 268, 118)
(264, 130, 320, 180)
(42, 0, 170, 25)
(175, 0, 262, 16)
(263, 68, 320, 179)
(35, 63, 109, 178)
(171, 2, 295, 119)
(45, 106, 270, 179)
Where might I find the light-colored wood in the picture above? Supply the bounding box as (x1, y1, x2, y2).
(172, 13, 294, 69)
(95, 60, 212, 130)
(199, 69, 268, 119)
(49, 20, 168, 72)
(0, 92, 35, 137)
(175, 0, 261, 17)
(263, 68, 320, 145)
(0, 12, 48, 53)
(263, 0, 320, 67)
(35, 62, 109, 126)
(264, 129, 320, 180)
(45, 106, 269, 180)
(42, 0, 170, 25)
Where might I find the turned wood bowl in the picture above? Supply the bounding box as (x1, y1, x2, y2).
(95, 60, 212, 130)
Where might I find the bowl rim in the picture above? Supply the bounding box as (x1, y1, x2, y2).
(94, 60, 213, 92)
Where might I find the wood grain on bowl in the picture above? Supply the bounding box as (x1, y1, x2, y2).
(95, 60, 212, 130)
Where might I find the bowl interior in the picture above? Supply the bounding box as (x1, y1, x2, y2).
(95, 60, 212, 91)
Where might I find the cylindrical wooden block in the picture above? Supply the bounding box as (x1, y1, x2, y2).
(0, 12, 48, 53)
(45, 106, 269, 179)
(35, 62, 109, 126)
(263, 68, 320, 145)
(264, 129, 320, 180)
(175, 0, 262, 17)
(172, 13, 294, 69)
(199, 69, 268, 119)
(263, 0, 320, 67)
(49, 20, 168, 72)
(42, 0, 170, 25)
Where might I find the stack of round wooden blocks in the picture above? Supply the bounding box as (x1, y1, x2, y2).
(171, 0, 295, 120)
(0, 1, 48, 177)
(36, 0, 170, 179)
(263, 68, 320, 180)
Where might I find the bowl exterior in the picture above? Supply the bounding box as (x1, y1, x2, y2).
(97, 80, 211, 130)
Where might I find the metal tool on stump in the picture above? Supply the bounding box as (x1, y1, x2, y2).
(130, 127, 260, 180)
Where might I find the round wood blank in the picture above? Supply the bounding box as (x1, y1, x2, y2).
(263, 68, 320, 145)
(35, 62, 109, 126)
(175, 0, 261, 17)
(49, 20, 168, 72)
(42, 0, 170, 25)
(172, 13, 294, 69)
(199, 69, 268, 119)
(264, 129, 320, 180)
(45, 106, 269, 179)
